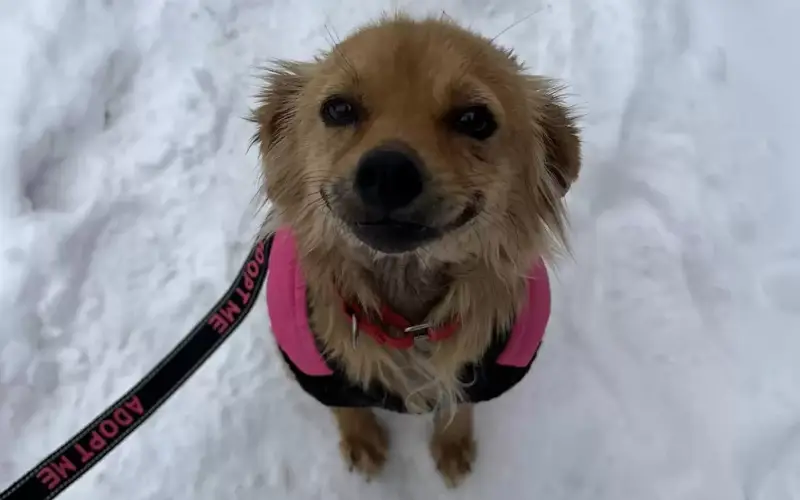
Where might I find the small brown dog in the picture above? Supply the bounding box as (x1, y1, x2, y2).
(253, 14, 580, 487)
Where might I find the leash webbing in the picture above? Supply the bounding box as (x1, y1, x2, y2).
(0, 235, 274, 500)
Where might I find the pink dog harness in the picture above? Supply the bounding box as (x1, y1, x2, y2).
(266, 227, 551, 411)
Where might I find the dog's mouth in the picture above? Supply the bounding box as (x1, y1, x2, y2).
(321, 190, 483, 254)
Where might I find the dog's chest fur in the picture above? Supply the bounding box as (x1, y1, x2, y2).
(368, 254, 450, 323)
(305, 253, 469, 412)
(301, 237, 528, 414)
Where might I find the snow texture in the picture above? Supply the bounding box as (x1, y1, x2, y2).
(2, 0, 800, 499)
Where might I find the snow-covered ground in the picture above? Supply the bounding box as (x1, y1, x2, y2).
(2, 0, 800, 498)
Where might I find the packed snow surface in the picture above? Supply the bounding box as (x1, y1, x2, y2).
(2, 0, 800, 499)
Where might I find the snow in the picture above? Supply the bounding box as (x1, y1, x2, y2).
(2, 0, 800, 498)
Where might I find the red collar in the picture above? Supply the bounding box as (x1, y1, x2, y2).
(342, 299, 459, 349)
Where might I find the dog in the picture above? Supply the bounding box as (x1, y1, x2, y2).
(252, 14, 581, 487)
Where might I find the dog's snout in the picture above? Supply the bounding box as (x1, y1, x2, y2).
(354, 147, 424, 213)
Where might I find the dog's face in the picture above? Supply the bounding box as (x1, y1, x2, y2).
(255, 17, 580, 260)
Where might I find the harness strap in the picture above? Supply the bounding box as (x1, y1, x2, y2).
(269, 227, 552, 374)
(0, 235, 274, 500)
(266, 229, 332, 376)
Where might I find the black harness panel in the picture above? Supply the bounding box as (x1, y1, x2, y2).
(280, 334, 540, 413)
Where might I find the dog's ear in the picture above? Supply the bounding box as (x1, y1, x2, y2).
(532, 82, 582, 197)
(251, 61, 313, 152)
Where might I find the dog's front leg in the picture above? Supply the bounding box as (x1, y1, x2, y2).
(430, 404, 476, 488)
(332, 407, 389, 479)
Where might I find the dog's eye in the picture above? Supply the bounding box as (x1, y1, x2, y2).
(449, 105, 497, 140)
(320, 96, 360, 127)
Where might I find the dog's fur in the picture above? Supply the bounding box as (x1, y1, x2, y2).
(252, 14, 580, 487)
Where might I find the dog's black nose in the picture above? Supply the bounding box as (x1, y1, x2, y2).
(354, 147, 424, 213)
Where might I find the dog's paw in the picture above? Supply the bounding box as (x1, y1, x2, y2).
(339, 420, 388, 480)
(430, 434, 476, 488)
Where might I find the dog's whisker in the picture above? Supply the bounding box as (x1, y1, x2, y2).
(489, 10, 539, 44)
(324, 23, 360, 85)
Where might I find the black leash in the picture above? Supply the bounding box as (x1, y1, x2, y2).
(0, 235, 274, 500)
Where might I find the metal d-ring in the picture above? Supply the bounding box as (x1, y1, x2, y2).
(404, 322, 433, 338)
(350, 313, 359, 348)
